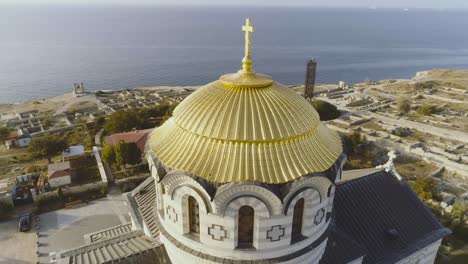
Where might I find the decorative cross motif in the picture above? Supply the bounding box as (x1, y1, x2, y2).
(166, 205, 178, 223)
(241, 18, 255, 73)
(208, 224, 227, 241)
(267, 225, 285, 242)
(314, 208, 326, 225)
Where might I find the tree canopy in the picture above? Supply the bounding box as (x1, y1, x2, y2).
(0, 126, 10, 142)
(104, 103, 177, 134)
(310, 100, 341, 121)
(28, 135, 67, 162)
(102, 141, 141, 168)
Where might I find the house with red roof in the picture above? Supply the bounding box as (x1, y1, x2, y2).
(105, 129, 152, 153)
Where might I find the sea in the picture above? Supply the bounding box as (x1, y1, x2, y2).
(1, 5, 468, 104)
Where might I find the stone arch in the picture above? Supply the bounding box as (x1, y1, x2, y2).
(172, 185, 211, 214)
(214, 184, 282, 216)
(163, 171, 213, 213)
(285, 188, 321, 216)
(282, 176, 332, 215)
(224, 196, 270, 218)
(172, 185, 209, 235)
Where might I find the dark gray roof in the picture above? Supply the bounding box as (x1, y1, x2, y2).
(320, 224, 366, 264)
(327, 170, 450, 264)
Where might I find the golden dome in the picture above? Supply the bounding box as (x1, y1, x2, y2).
(147, 19, 342, 184)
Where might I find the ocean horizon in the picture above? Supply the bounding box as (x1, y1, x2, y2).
(1, 5, 468, 104)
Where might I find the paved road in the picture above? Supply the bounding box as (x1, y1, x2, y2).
(0, 214, 37, 264)
(37, 188, 130, 263)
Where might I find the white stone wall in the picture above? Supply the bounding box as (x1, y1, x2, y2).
(48, 175, 71, 188)
(145, 151, 339, 263)
(395, 239, 442, 264)
(161, 232, 329, 264)
(154, 168, 333, 261)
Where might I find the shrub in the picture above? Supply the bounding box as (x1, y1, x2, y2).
(414, 80, 438, 90)
(35, 193, 64, 213)
(416, 104, 437, 116)
(310, 100, 341, 121)
(409, 177, 440, 201)
(342, 131, 366, 155)
(397, 97, 411, 114)
(0, 198, 14, 220)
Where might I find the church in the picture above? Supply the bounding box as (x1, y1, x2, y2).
(57, 19, 450, 264)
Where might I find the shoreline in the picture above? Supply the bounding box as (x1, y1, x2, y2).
(1, 68, 467, 116)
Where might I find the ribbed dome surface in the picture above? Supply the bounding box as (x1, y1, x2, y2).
(148, 75, 342, 184)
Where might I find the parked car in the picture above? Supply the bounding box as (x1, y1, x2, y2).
(18, 213, 32, 232)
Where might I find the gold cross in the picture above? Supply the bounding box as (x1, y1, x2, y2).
(241, 18, 255, 74)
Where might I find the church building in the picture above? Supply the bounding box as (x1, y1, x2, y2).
(57, 19, 449, 264)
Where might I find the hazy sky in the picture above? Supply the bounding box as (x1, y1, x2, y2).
(1, 0, 468, 9)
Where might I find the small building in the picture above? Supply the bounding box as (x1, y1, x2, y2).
(63, 145, 85, 161)
(4, 129, 31, 149)
(105, 129, 152, 153)
(48, 161, 72, 188)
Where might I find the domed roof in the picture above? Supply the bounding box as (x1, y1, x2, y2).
(147, 19, 342, 184)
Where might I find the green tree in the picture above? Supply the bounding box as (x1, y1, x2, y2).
(115, 141, 141, 166)
(0, 126, 10, 142)
(95, 116, 106, 128)
(102, 144, 116, 166)
(28, 135, 67, 162)
(397, 97, 411, 114)
(311, 100, 341, 121)
(416, 104, 437, 116)
(104, 110, 142, 133)
(342, 131, 366, 155)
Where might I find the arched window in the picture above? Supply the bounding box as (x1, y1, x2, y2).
(291, 198, 305, 243)
(238, 206, 254, 248)
(188, 196, 200, 235)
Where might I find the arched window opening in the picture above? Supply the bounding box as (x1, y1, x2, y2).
(188, 196, 200, 235)
(291, 198, 305, 243)
(238, 206, 254, 248)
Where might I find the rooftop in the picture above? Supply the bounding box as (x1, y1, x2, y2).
(148, 19, 342, 184)
(332, 170, 451, 264)
(106, 129, 152, 153)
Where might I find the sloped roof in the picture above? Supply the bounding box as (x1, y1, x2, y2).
(330, 170, 450, 264)
(48, 161, 71, 178)
(319, 224, 366, 264)
(149, 78, 342, 184)
(106, 129, 152, 153)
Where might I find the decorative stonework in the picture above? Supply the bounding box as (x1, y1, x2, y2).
(208, 224, 227, 241)
(267, 225, 285, 242)
(214, 184, 282, 216)
(166, 205, 178, 223)
(314, 208, 326, 225)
